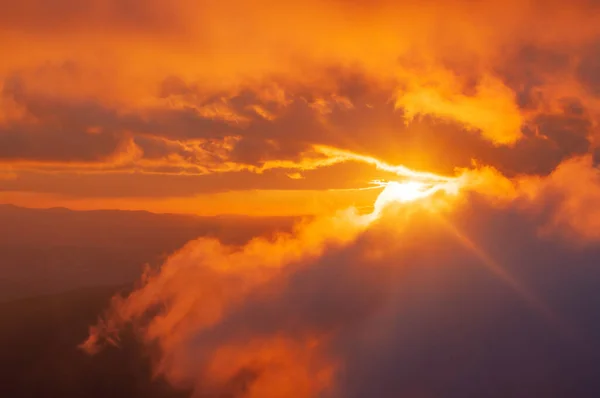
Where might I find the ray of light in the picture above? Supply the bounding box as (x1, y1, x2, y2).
(431, 211, 581, 342)
(436, 213, 556, 319)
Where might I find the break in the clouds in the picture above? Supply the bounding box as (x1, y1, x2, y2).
(2, 0, 600, 212)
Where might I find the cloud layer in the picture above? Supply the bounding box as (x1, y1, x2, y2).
(83, 162, 600, 397)
(3, 0, 600, 214)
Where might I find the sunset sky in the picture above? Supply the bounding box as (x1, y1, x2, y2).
(6, 1, 600, 397)
(3, 0, 600, 216)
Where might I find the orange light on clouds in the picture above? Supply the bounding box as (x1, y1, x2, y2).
(0, 0, 599, 239)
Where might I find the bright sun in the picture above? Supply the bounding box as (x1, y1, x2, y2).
(372, 180, 457, 216)
(383, 181, 432, 202)
(375, 181, 432, 208)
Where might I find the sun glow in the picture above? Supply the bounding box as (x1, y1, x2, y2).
(371, 178, 460, 216)
(311, 146, 465, 218)
(379, 181, 432, 202)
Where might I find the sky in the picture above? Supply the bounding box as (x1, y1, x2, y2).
(5, 1, 600, 396)
(3, 0, 600, 215)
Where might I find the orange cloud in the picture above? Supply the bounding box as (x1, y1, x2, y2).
(2, 0, 600, 217)
(0, 168, 17, 180)
(81, 208, 371, 394)
(519, 155, 600, 243)
(396, 73, 523, 145)
(450, 154, 600, 244)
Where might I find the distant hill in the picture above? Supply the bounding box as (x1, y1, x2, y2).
(0, 204, 298, 301)
(0, 205, 300, 396)
(0, 285, 190, 398)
